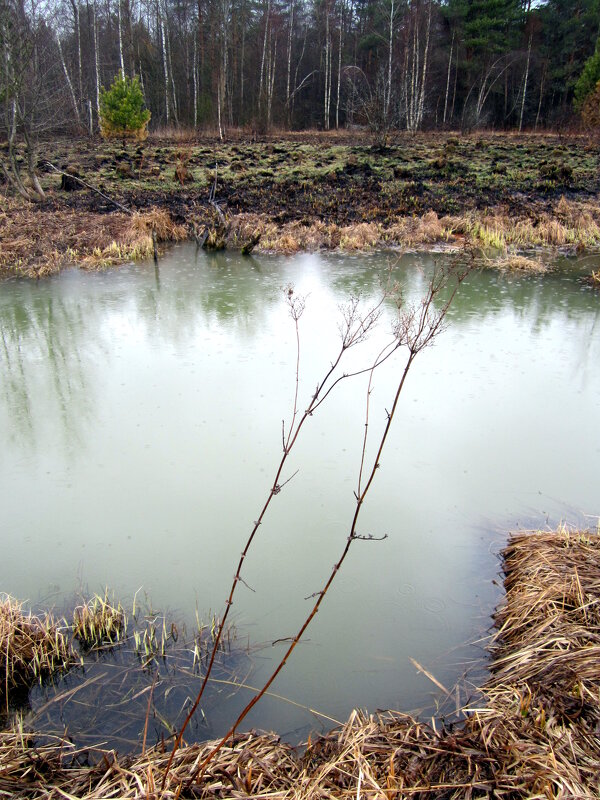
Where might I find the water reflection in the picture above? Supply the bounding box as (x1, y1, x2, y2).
(0, 247, 598, 741)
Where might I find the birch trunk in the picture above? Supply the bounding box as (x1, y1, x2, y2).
(443, 29, 454, 125)
(336, 0, 342, 129)
(93, 0, 101, 116)
(324, 3, 330, 130)
(56, 32, 80, 123)
(117, 0, 125, 76)
(258, 0, 270, 120)
(286, 0, 293, 115)
(519, 32, 532, 132)
(416, 0, 431, 128)
(160, 9, 170, 124)
(166, 23, 178, 123)
(193, 33, 198, 125)
(70, 0, 83, 102)
(385, 0, 394, 123)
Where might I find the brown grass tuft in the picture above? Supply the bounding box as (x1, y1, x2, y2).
(495, 254, 550, 273)
(1, 596, 75, 706)
(128, 209, 187, 242)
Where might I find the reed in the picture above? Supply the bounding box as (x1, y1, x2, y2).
(585, 269, 600, 287)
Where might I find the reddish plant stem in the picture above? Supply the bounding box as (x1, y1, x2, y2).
(160, 292, 386, 788)
(180, 264, 466, 790)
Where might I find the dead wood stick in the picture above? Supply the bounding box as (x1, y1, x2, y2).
(45, 161, 132, 214)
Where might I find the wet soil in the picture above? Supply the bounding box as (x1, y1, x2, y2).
(2, 130, 599, 277)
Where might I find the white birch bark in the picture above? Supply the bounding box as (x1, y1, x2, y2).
(258, 0, 270, 119)
(93, 0, 101, 116)
(519, 32, 532, 132)
(416, 0, 431, 128)
(193, 32, 198, 125)
(160, 9, 170, 124)
(117, 0, 125, 76)
(286, 0, 294, 112)
(443, 29, 454, 125)
(56, 32, 81, 123)
(385, 0, 394, 122)
(324, 2, 330, 130)
(336, 0, 343, 129)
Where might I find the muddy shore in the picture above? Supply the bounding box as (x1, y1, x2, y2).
(1, 130, 600, 278)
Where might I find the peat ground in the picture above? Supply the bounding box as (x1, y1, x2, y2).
(1, 129, 600, 278)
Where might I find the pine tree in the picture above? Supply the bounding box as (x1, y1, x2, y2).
(99, 75, 151, 141)
(574, 37, 600, 110)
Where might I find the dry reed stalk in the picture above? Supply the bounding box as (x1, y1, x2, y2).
(584, 269, 600, 288)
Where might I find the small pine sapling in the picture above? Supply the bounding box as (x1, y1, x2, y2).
(99, 75, 151, 144)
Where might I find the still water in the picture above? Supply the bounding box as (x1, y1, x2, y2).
(1, 247, 599, 742)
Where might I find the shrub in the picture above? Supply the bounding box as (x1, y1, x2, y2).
(99, 75, 151, 142)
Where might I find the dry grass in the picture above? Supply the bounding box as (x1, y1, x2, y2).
(129, 209, 187, 243)
(1, 596, 75, 708)
(465, 198, 600, 250)
(228, 212, 456, 254)
(584, 269, 600, 288)
(2, 526, 599, 797)
(0, 203, 187, 277)
(493, 254, 550, 273)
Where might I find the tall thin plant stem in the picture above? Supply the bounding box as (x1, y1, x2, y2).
(166, 260, 468, 791)
(180, 262, 468, 789)
(161, 288, 387, 787)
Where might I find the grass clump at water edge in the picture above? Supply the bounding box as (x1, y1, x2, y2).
(0, 595, 75, 709)
(72, 590, 126, 650)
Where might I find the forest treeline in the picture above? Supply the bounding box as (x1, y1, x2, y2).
(1, 0, 600, 140)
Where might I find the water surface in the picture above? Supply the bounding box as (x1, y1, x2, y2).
(1, 247, 598, 742)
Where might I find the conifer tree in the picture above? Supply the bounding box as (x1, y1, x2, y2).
(99, 74, 151, 141)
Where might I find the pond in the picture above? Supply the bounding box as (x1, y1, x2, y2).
(1, 246, 599, 747)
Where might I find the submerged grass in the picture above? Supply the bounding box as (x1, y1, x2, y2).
(1, 525, 599, 797)
(0, 596, 75, 710)
(72, 591, 126, 650)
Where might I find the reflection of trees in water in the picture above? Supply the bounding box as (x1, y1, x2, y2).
(130, 250, 277, 340)
(2, 251, 597, 452)
(0, 288, 101, 452)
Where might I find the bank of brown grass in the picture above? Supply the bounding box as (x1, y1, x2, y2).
(2, 525, 598, 798)
(0, 596, 74, 707)
(465, 199, 600, 250)
(0, 203, 187, 277)
(228, 212, 457, 253)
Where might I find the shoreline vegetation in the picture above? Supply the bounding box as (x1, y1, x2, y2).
(1, 130, 600, 280)
(1, 525, 599, 798)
